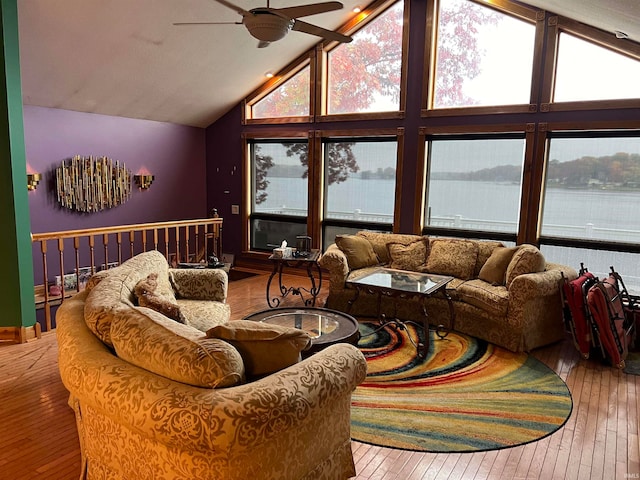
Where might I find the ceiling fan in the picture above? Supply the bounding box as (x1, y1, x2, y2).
(174, 0, 353, 48)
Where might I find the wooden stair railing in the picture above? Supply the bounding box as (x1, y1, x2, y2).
(31, 218, 223, 331)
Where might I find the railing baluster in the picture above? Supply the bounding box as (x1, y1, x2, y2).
(164, 227, 170, 262)
(40, 240, 51, 331)
(116, 232, 122, 265)
(103, 234, 109, 270)
(89, 235, 95, 272)
(129, 231, 135, 258)
(57, 238, 65, 306)
(31, 218, 223, 332)
(74, 237, 81, 291)
(175, 227, 180, 262)
(185, 226, 190, 262)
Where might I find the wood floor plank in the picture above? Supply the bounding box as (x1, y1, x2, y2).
(1, 272, 638, 480)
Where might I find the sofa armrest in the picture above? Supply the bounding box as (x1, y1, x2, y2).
(318, 243, 350, 292)
(507, 264, 578, 327)
(169, 268, 228, 302)
(60, 301, 366, 453)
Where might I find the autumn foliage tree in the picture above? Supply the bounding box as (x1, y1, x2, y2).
(253, 0, 499, 203)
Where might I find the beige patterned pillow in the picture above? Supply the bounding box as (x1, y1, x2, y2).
(207, 320, 312, 377)
(478, 247, 518, 285)
(387, 239, 429, 271)
(423, 238, 479, 280)
(505, 244, 546, 287)
(357, 231, 424, 264)
(110, 307, 245, 388)
(335, 234, 379, 270)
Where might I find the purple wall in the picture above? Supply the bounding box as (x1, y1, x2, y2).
(25, 106, 207, 292)
(206, 105, 244, 256)
(25, 106, 207, 233)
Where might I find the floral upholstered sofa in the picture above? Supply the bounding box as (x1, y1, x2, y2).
(56, 250, 367, 480)
(319, 232, 577, 352)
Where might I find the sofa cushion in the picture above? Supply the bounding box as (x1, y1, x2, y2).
(474, 241, 505, 277)
(505, 244, 546, 288)
(478, 247, 518, 286)
(357, 231, 425, 264)
(207, 320, 312, 377)
(424, 238, 479, 280)
(134, 273, 186, 323)
(457, 279, 509, 317)
(387, 239, 429, 271)
(335, 234, 379, 270)
(176, 299, 231, 332)
(110, 307, 245, 388)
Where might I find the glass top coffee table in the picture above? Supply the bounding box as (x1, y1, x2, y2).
(243, 307, 360, 356)
(345, 267, 455, 358)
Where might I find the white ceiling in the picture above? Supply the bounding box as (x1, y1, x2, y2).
(16, 0, 640, 128)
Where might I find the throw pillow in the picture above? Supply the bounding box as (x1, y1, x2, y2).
(357, 231, 425, 264)
(478, 247, 518, 285)
(335, 235, 379, 270)
(206, 320, 312, 377)
(387, 239, 429, 271)
(505, 244, 546, 288)
(422, 238, 479, 280)
(110, 307, 245, 388)
(134, 273, 186, 323)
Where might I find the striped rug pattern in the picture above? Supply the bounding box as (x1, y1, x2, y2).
(351, 322, 573, 453)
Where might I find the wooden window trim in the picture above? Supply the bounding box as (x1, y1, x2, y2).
(423, 0, 540, 115)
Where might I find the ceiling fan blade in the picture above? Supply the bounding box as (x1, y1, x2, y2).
(292, 19, 352, 43)
(173, 21, 241, 26)
(212, 0, 251, 17)
(274, 1, 344, 19)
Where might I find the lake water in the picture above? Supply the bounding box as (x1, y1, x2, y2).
(257, 176, 640, 289)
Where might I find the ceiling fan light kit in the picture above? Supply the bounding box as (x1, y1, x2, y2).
(244, 12, 294, 42)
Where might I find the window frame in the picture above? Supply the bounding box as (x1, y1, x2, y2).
(319, 130, 404, 245)
(536, 122, 640, 255)
(318, 0, 410, 122)
(417, 123, 535, 244)
(540, 16, 640, 113)
(422, 0, 543, 118)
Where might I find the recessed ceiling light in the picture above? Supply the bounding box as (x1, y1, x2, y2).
(353, 6, 362, 13)
(614, 30, 629, 39)
(265, 72, 274, 78)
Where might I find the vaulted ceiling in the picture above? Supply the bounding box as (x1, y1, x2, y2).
(17, 0, 640, 128)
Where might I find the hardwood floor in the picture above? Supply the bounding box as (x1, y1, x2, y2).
(1, 272, 638, 479)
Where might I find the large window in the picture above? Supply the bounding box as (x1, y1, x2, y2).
(250, 140, 309, 250)
(322, 138, 398, 247)
(424, 135, 526, 234)
(433, 0, 535, 108)
(324, 138, 397, 223)
(540, 133, 640, 291)
(540, 133, 640, 243)
(554, 33, 640, 102)
(326, 1, 404, 115)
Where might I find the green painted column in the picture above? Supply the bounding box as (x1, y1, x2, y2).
(0, 0, 36, 332)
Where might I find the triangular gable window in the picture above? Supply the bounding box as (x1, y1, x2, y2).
(251, 66, 310, 119)
(433, 0, 535, 109)
(554, 33, 640, 102)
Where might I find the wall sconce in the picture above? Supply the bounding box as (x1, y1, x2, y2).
(27, 173, 41, 191)
(134, 174, 154, 190)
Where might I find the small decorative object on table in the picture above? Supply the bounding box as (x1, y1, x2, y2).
(272, 240, 293, 259)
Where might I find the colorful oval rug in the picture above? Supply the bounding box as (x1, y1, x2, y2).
(351, 322, 573, 453)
